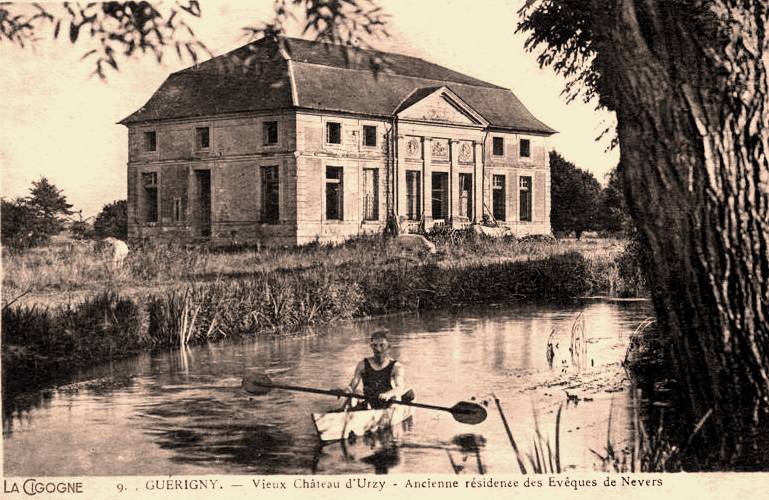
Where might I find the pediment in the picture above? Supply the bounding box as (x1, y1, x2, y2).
(395, 87, 487, 126)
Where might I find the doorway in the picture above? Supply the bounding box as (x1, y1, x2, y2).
(431, 172, 449, 220)
(195, 170, 211, 237)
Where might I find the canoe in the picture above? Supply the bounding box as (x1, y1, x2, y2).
(311, 404, 413, 442)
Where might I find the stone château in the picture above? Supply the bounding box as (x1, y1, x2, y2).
(120, 36, 556, 245)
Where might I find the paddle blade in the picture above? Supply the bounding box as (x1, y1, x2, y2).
(242, 374, 273, 395)
(450, 401, 487, 425)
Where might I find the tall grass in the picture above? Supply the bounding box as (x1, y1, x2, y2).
(2, 235, 645, 403)
(493, 392, 563, 474)
(2, 235, 639, 303)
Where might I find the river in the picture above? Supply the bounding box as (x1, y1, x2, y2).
(3, 300, 652, 475)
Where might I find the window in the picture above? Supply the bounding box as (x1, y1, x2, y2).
(173, 198, 183, 223)
(326, 122, 342, 144)
(142, 172, 158, 187)
(406, 171, 421, 221)
(520, 138, 531, 158)
(519, 176, 532, 222)
(458, 173, 473, 219)
(195, 127, 210, 149)
(362, 168, 379, 221)
(263, 121, 278, 145)
(325, 166, 343, 220)
(493, 175, 506, 221)
(431, 172, 449, 220)
(492, 137, 504, 156)
(261, 166, 279, 223)
(363, 125, 377, 147)
(141, 172, 158, 223)
(144, 131, 157, 152)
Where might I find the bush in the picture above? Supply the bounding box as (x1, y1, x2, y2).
(1, 178, 74, 251)
(519, 234, 556, 244)
(1, 198, 41, 250)
(616, 234, 650, 296)
(93, 200, 127, 240)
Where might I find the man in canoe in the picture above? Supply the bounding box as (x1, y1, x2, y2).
(336, 330, 408, 409)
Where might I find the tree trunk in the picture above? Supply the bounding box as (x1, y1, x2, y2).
(590, 0, 769, 467)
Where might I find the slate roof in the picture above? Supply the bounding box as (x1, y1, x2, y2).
(120, 37, 556, 135)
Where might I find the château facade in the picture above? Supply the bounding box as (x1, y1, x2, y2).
(120, 37, 556, 245)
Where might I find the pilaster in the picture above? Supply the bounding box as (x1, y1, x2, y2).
(474, 141, 483, 222)
(422, 137, 432, 222)
(397, 135, 407, 218)
(449, 139, 459, 222)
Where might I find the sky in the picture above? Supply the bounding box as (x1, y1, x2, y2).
(0, 0, 619, 217)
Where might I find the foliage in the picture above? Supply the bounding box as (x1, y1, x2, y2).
(549, 151, 602, 238)
(69, 211, 93, 240)
(615, 231, 651, 297)
(1, 177, 73, 250)
(2, 1, 389, 80)
(517, 0, 608, 106)
(1, 198, 41, 249)
(93, 200, 128, 240)
(0, 1, 207, 79)
(599, 167, 632, 235)
(245, 0, 388, 48)
(27, 176, 74, 234)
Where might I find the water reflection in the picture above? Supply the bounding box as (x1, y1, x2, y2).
(4, 300, 652, 475)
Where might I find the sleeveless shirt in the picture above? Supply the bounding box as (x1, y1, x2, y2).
(362, 358, 396, 408)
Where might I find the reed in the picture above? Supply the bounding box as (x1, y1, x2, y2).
(494, 394, 563, 474)
(2, 236, 639, 399)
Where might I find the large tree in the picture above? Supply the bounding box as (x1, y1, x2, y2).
(549, 151, 602, 238)
(599, 167, 633, 235)
(26, 176, 74, 237)
(520, 1, 769, 468)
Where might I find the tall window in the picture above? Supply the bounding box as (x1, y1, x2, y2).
(261, 166, 279, 223)
(362, 168, 379, 221)
(519, 176, 532, 222)
(492, 137, 504, 156)
(195, 127, 210, 149)
(173, 197, 183, 223)
(326, 166, 343, 220)
(520, 138, 531, 158)
(326, 122, 342, 144)
(493, 175, 506, 221)
(363, 125, 377, 147)
(459, 173, 473, 219)
(144, 131, 157, 152)
(406, 171, 421, 221)
(431, 172, 449, 220)
(141, 172, 158, 223)
(264, 121, 278, 145)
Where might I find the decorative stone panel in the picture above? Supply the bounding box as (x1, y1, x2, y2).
(405, 136, 422, 160)
(458, 141, 474, 164)
(431, 138, 450, 162)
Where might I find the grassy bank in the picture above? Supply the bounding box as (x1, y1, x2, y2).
(2, 234, 643, 397)
(2, 235, 637, 304)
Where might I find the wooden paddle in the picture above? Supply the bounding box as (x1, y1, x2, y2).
(242, 373, 487, 425)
